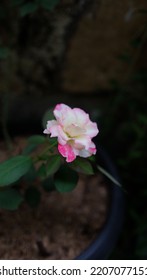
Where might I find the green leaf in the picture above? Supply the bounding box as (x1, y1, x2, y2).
(48, 137, 58, 146)
(0, 47, 10, 59)
(22, 135, 46, 155)
(37, 154, 61, 180)
(23, 165, 37, 182)
(25, 186, 41, 208)
(41, 0, 59, 11)
(46, 155, 61, 177)
(69, 158, 94, 175)
(89, 155, 96, 162)
(0, 156, 32, 187)
(19, 2, 38, 17)
(37, 164, 47, 180)
(54, 165, 79, 192)
(42, 107, 54, 129)
(0, 188, 23, 210)
(22, 143, 38, 155)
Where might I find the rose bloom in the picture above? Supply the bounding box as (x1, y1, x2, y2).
(43, 104, 99, 162)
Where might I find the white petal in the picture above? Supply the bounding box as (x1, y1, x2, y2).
(78, 149, 92, 158)
(49, 124, 60, 137)
(74, 136, 91, 149)
(43, 129, 49, 134)
(62, 109, 76, 127)
(73, 108, 89, 126)
(54, 104, 69, 119)
(86, 121, 99, 138)
(65, 124, 85, 137)
(43, 120, 58, 134)
(57, 126, 69, 145)
(77, 141, 97, 158)
(54, 103, 76, 127)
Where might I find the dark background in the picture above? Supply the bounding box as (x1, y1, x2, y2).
(0, 0, 147, 259)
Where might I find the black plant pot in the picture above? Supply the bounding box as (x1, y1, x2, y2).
(76, 146, 124, 260)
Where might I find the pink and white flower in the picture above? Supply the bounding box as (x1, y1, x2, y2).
(43, 104, 99, 162)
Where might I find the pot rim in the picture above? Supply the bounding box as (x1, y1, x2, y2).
(76, 146, 125, 260)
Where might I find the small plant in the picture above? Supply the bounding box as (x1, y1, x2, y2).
(0, 103, 120, 210)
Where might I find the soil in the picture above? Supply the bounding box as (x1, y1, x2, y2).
(0, 137, 109, 260)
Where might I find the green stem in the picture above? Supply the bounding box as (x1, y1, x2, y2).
(33, 140, 58, 163)
(97, 164, 122, 187)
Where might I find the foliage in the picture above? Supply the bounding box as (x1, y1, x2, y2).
(11, 0, 60, 13)
(54, 165, 79, 192)
(0, 119, 95, 210)
(69, 158, 94, 175)
(0, 0, 60, 62)
(17, 0, 60, 16)
(0, 155, 32, 186)
(0, 101, 120, 211)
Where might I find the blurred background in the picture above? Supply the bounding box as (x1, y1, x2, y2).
(0, 0, 147, 259)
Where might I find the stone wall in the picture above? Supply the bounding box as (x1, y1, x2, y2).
(61, 0, 147, 93)
(0, 0, 147, 98)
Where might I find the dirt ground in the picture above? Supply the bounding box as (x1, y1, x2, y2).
(0, 137, 109, 259)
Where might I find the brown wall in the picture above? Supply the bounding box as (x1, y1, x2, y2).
(62, 0, 147, 93)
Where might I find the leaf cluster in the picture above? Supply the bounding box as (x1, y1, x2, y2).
(0, 134, 95, 210)
(13, 0, 60, 17)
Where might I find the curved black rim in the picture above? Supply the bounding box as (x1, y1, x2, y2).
(76, 146, 125, 260)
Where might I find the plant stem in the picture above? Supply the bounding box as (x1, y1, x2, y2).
(97, 164, 122, 187)
(33, 140, 58, 163)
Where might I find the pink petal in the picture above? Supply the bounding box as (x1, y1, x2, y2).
(54, 103, 76, 127)
(89, 147, 96, 154)
(54, 104, 69, 117)
(58, 144, 76, 163)
(88, 141, 97, 154)
(53, 104, 69, 121)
